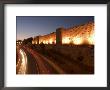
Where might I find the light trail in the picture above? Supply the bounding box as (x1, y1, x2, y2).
(18, 49, 27, 74)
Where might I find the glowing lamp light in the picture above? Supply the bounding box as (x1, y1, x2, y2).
(43, 41, 45, 44)
(39, 41, 42, 44)
(49, 39, 53, 44)
(88, 33, 94, 45)
(32, 41, 34, 44)
(62, 37, 70, 44)
(73, 37, 83, 45)
(45, 41, 48, 44)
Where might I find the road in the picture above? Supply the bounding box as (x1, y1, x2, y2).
(16, 44, 94, 74)
(16, 45, 65, 74)
(16, 48, 27, 74)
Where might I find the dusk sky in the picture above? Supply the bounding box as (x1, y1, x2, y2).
(16, 16, 94, 40)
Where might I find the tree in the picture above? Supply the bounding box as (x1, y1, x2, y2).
(22, 37, 33, 45)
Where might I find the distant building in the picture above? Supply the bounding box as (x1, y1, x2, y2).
(16, 40, 22, 45)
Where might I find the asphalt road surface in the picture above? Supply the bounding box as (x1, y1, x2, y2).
(16, 45, 65, 74)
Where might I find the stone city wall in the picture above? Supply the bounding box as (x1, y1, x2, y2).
(61, 22, 94, 45)
(32, 21, 94, 45)
(32, 32, 56, 44)
(39, 32, 56, 44)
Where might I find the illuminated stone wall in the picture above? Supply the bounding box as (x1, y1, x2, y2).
(32, 21, 94, 45)
(33, 32, 56, 44)
(32, 36, 39, 44)
(61, 22, 94, 45)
